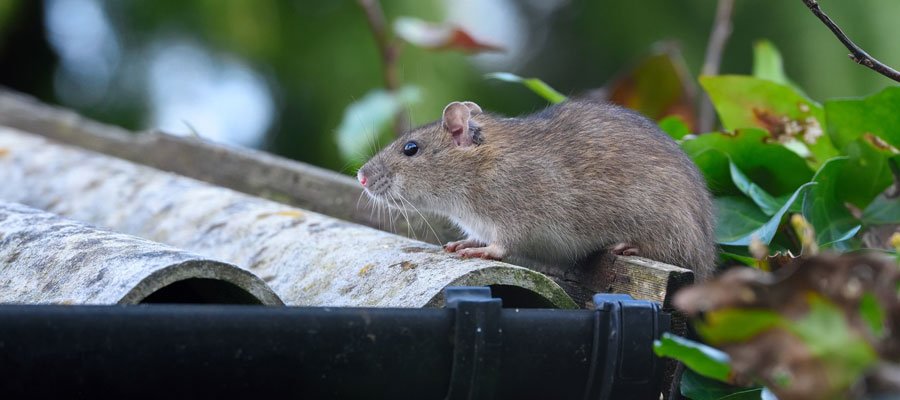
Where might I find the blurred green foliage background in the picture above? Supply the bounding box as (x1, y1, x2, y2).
(0, 0, 898, 172)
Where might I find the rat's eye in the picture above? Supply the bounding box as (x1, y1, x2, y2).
(402, 141, 419, 156)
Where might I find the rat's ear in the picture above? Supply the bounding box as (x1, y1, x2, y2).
(461, 101, 482, 115)
(442, 101, 481, 147)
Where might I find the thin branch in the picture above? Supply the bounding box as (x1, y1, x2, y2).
(356, 0, 409, 134)
(801, 0, 900, 82)
(698, 0, 735, 133)
(357, 0, 399, 91)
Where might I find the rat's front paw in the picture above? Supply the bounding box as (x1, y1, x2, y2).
(444, 239, 484, 252)
(610, 242, 640, 256)
(456, 244, 507, 260)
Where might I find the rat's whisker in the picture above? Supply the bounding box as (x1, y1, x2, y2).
(376, 197, 383, 229)
(390, 193, 415, 240)
(393, 198, 404, 234)
(368, 130, 379, 158)
(356, 190, 366, 212)
(388, 199, 396, 234)
(385, 194, 398, 234)
(368, 196, 378, 225)
(398, 193, 441, 244)
(338, 159, 359, 175)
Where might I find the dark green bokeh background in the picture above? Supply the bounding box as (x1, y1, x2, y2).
(0, 0, 897, 173)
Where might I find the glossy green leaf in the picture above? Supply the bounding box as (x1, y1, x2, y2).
(695, 309, 784, 344)
(773, 193, 804, 214)
(818, 226, 861, 249)
(717, 183, 815, 246)
(335, 86, 420, 162)
(837, 139, 896, 209)
(681, 369, 765, 400)
(715, 196, 768, 244)
(825, 86, 900, 150)
(484, 72, 566, 104)
(659, 115, 691, 140)
(700, 75, 837, 166)
(752, 40, 790, 87)
(653, 333, 731, 382)
(863, 190, 900, 225)
(700, 75, 823, 131)
(729, 161, 781, 216)
(802, 157, 862, 249)
(681, 129, 814, 196)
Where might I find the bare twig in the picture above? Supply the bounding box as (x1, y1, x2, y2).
(357, 0, 399, 91)
(698, 0, 735, 133)
(357, 0, 409, 134)
(801, 0, 900, 82)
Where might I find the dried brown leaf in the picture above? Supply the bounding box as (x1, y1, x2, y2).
(394, 17, 503, 53)
(675, 253, 900, 399)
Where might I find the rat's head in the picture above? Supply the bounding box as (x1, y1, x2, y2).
(357, 101, 486, 213)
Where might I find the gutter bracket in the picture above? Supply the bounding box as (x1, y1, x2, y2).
(444, 286, 503, 400)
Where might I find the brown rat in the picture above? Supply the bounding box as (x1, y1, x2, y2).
(357, 100, 717, 279)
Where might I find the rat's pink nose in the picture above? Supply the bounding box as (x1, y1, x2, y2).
(357, 170, 367, 186)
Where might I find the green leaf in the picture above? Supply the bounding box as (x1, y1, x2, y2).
(681, 129, 814, 196)
(863, 191, 900, 225)
(818, 225, 861, 249)
(659, 115, 691, 140)
(717, 182, 816, 246)
(802, 157, 862, 249)
(699, 75, 837, 166)
(786, 295, 878, 389)
(335, 86, 421, 162)
(715, 196, 768, 244)
(681, 369, 765, 400)
(700, 75, 823, 131)
(773, 193, 804, 214)
(484, 72, 566, 104)
(719, 389, 768, 400)
(729, 161, 781, 216)
(837, 139, 896, 209)
(721, 252, 759, 267)
(860, 292, 886, 338)
(752, 40, 790, 87)
(653, 333, 732, 382)
(695, 309, 784, 344)
(825, 86, 900, 150)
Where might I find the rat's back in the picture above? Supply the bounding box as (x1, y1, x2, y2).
(480, 100, 717, 278)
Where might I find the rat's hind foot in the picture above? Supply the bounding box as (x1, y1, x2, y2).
(610, 243, 640, 257)
(444, 239, 484, 252)
(456, 244, 507, 260)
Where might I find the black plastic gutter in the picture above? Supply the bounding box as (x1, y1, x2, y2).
(0, 287, 670, 399)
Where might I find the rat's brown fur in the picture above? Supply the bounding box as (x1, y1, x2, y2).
(359, 100, 716, 279)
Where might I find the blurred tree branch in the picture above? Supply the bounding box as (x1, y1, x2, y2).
(357, 0, 409, 134)
(698, 0, 735, 133)
(801, 0, 900, 83)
